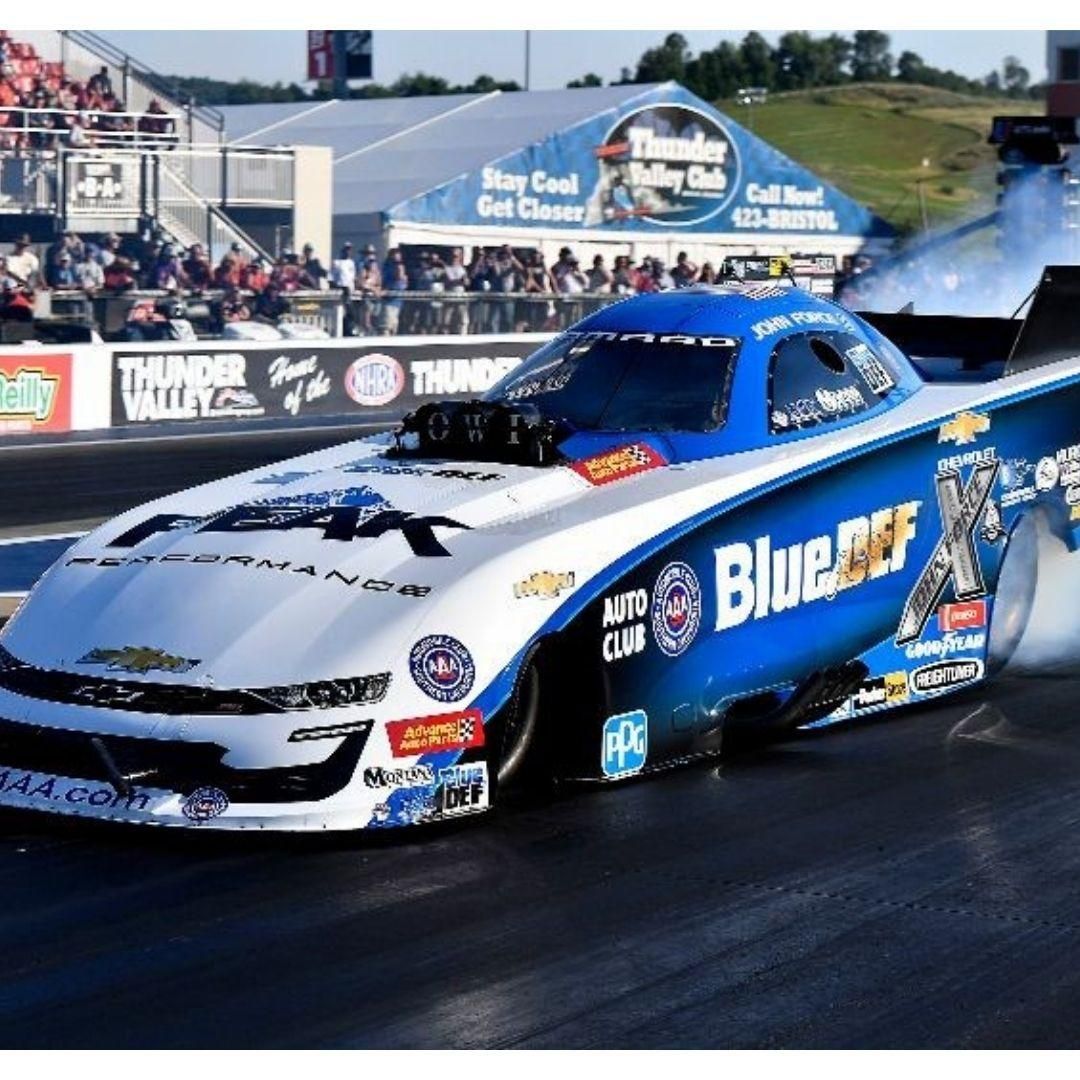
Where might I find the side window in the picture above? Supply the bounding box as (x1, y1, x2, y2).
(768, 332, 896, 434)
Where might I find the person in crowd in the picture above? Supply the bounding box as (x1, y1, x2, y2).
(75, 252, 104, 293)
(46, 250, 78, 289)
(520, 251, 553, 331)
(556, 251, 588, 326)
(612, 254, 636, 295)
(380, 256, 408, 336)
(651, 257, 674, 291)
(442, 247, 469, 335)
(587, 254, 613, 293)
(103, 255, 136, 292)
(87, 66, 113, 100)
(672, 251, 698, 288)
(299, 242, 328, 289)
(6, 234, 39, 287)
(181, 243, 212, 290)
(0, 254, 33, 321)
(697, 262, 717, 285)
(241, 256, 270, 294)
(212, 254, 240, 290)
(633, 256, 658, 294)
(273, 251, 303, 292)
(355, 249, 382, 334)
(253, 282, 287, 324)
(330, 242, 356, 292)
(489, 244, 523, 334)
(95, 233, 121, 268)
(153, 244, 187, 291)
(219, 286, 252, 324)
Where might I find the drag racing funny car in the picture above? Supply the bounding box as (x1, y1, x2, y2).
(2, 268, 1080, 831)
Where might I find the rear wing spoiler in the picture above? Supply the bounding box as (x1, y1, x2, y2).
(858, 265, 1080, 376)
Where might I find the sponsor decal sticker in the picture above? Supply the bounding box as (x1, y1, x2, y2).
(852, 672, 909, 710)
(409, 635, 476, 703)
(438, 761, 489, 816)
(0, 767, 152, 813)
(938, 600, 987, 633)
(651, 562, 702, 657)
(77, 645, 199, 674)
(602, 587, 648, 662)
(363, 764, 435, 789)
(896, 461, 998, 645)
(715, 501, 920, 632)
(910, 658, 984, 695)
(571, 443, 667, 486)
(904, 630, 985, 662)
(0, 353, 72, 434)
(514, 570, 576, 599)
(181, 786, 230, 823)
(938, 411, 990, 446)
(386, 709, 484, 757)
(601, 710, 648, 779)
(845, 343, 895, 394)
(1035, 456, 1060, 492)
(344, 354, 406, 407)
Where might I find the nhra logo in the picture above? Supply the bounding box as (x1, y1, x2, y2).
(601, 710, 648, 779)
(650, 562, 702, 657)
(345, 354, 405, 407)
(438, 762, 489, 817)
(409, 634, 475, 703)
(911, 658, 983, 695)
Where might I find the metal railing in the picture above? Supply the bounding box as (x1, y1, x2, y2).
(16, 30, 225, 145)
(0, 105, 181, 149)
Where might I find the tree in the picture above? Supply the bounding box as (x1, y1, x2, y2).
(1003, 55, 1031, 96)
(634, 32, 691, 83)
(738, 31, 774, 89)
(567, 73, 603, 88)
(817, 33, 853, 84)
(896, 51, 925, 84)
(775, 31, 820, 91)
(686, 40, 745, 100)
(851, 30, 893, 82)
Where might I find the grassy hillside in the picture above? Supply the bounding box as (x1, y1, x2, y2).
(720, 83, 1015, 234)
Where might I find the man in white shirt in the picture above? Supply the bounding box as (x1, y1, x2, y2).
(330, 242, 357, 292)
(6, 235, 39, 286)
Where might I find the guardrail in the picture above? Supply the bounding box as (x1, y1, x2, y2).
(0, 105, 180, 148)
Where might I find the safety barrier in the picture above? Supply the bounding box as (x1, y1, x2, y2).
(0, 332, 550, 437)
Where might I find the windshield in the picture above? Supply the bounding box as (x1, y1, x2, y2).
(484, 331, 739, 433)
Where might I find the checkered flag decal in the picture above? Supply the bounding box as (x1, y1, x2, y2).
(626, 444, 653, 467)
(459, 716, 476, 743)
(742, 285, 788, 301)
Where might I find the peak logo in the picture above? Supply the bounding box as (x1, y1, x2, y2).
(714, 501, 920, 632)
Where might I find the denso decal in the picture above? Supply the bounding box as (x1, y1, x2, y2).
(897, 461, 998, 644)
(438, 762, 489, 817)
(904, 631, 985, 662)
(650, 562, 702, 657)
(385, 709, 484, 757)
(601, 710, 648, 779)
(715, 501, 920, 631)
(571, 443, 667, 486)
(602, 588, 648, 662)
(910, 658, 984, 694)
(938, 600, 987, 633)
(408, 636, 476, 703)
(344, 354, 406, 407)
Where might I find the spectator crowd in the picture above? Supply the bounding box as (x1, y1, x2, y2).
(0, 31, 175, 150)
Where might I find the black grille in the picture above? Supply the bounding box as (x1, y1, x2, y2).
(0, 644, 388, 716)
(0, 716, 371, 803)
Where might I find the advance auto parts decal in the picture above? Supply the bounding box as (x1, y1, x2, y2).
(0, 353, 72, 434)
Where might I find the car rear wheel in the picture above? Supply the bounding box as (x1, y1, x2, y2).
(497, 654, 543, 787)
(987, 512, 1041, 674)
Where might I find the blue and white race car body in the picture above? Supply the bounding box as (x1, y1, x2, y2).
(1, 279, 1078, 831)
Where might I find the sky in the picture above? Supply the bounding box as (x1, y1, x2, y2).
(101, 30, 1049, 90)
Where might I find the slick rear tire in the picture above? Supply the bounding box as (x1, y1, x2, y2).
(496, 649, 546, 790)
(987, 512, 1040, 675)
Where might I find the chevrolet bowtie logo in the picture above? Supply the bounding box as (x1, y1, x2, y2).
(938, 411, 990, 446)
(513, 571, 576, 600)
(77, 646, 199, 674)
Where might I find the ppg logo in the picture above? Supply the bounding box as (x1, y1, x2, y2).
(601, 710, 648, 779)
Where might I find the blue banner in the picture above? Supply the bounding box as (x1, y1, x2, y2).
(389, 84, 891, 239)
